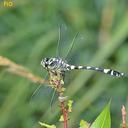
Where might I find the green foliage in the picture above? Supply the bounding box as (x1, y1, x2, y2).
(79, 120, 90, 128)
(79, 102, 111, 128)
(67, 100, 73, 112)
(39, 122, 56, 128)
(90, 102, 111, 128)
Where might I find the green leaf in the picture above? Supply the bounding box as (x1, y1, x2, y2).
(39, 122, 56, 128)
(90, 102, 111, 128)
(67, 100, 73, 112)
(79, 120, 90, 128)
(59, 115, 64, 122)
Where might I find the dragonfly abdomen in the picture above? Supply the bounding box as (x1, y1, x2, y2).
(68, 65, 124, 77)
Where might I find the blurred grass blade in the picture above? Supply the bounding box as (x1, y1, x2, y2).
(0, 56, 47, 84)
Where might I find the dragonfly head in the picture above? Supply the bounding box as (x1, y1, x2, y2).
(41, 57, 58, 70)
(41, 57, 50, 69)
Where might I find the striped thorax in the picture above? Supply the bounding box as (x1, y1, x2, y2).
(41, 57, 70, 71)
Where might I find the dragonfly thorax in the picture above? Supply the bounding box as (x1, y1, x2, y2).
(41, 57, 69, 71)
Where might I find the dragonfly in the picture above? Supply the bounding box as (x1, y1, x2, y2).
(40, 26, 126, 108)
(41, 57, 125, 78)
(41, 27, 125, 84)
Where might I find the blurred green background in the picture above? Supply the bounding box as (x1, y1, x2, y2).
(0, 0, 128, 128)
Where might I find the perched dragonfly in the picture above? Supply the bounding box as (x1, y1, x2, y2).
(41, 57, 124, 77)
(41, 27, 125, 81)
(41, 57, 124, 78)
(40, 25, 126, 108)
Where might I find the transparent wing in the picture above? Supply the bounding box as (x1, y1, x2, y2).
(30, 73, 58, 111)
(50, 89, 58, 112)
(56, 24, 68, 58)
(29, 73, 48, 103)
(64, 32, 79, 60)
(56, 25, 86, 63)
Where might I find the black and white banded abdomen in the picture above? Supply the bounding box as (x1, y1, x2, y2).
(67, 65, 125, 77)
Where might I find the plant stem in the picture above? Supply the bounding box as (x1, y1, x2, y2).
(60, 101, 68, 128)
(121, 105, 127, 128)
(49, 74, 69, 128)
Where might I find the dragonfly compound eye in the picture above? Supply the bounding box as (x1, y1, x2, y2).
(41, 58, 50, 68)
